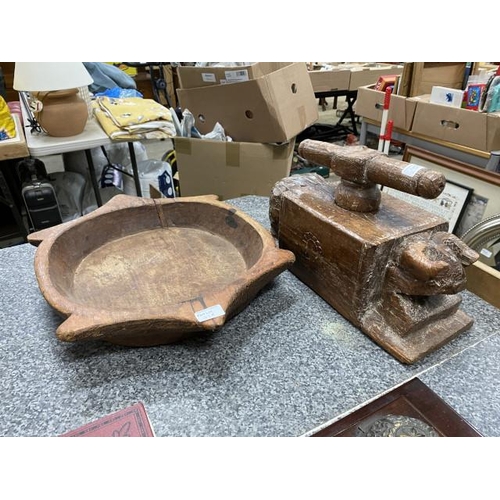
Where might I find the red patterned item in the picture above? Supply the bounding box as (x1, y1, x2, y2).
(465, 83, 486, 110)
(60, 402, 155, 437)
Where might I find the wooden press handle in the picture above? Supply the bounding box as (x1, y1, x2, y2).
(298, 140, 446, 200)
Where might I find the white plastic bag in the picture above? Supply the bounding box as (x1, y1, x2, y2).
(49, 171, 86, 221)
(62, 142, 148, 183)
(123, 159, 175, 198)
(63, 142, 149, 213)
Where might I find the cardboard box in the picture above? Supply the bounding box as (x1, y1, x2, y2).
(472, 62, 499, 75)
(411, 96, 500, 151)
(466, 261, 500, 309)
(348, 65, 404, 90)
(308, 68, 351, 92)
(175, 137, 295, 200)
(407, 62, 467, 97)
(354, 85, 418, 131)
(486, 113, 500, 150)
(177, 63, 286, 89)
(177, 62, 318, 143)
(308, 63, 404, 93)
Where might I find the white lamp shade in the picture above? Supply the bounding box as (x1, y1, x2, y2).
(13, 62, 94, 91)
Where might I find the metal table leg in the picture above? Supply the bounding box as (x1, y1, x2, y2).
(359, 121, 368, 145)
(128, 142, 142, 197)
(335, 92, 358, 135)
(84, 149, 103, 207)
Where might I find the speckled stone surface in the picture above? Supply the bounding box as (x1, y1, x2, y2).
(0, 195, 499, 436)
(420, 334, 500, 437)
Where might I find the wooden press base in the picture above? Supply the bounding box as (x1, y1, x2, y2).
(361, 308, 473, 364)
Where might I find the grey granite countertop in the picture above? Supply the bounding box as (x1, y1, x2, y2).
(0, 195, 499, 437)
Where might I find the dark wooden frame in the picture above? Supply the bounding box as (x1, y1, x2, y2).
(383, 178, 473, 234)
(402, 145, 500, 187)
(311, 378, 482, 437)
(402, 145, 500, 235)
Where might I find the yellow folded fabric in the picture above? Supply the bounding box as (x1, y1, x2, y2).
(96, 96, 172, 127)
(93, 106, 142, 140)
(93, 100, 175, 140)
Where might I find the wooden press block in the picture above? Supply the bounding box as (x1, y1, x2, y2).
(270, 174, 476, 364)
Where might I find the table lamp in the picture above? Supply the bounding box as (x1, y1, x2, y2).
(13, 62, 94, 137)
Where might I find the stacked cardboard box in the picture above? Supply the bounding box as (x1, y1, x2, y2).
(354, 85, 419, 132)
(355, 84, 500, 151)
(174, 62, 319, 199)
(308, 63, 404, 93)
(411, 96, 500, 151)
(174, 137, 296, 201)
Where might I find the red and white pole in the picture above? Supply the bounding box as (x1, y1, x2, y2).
(383, 119, 394, 155)
(377, 86, 392, 152)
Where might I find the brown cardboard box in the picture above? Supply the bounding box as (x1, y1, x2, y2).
(354, 84, 418, 131)
(487, 113, 500, 150)
(411, 96, 500, 151)
(177, 62, 318, 143)
(177, 63, 286, 89)
(308, 68, 351, 92)
(407, 63, 467, 97)
(175, 137, 295, 200)
(348, 65, 404, 90)
(308, 63, 403, 93)
(472, 62, 499, 75)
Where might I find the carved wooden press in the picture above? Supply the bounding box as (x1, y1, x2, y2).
(270, 140, 479, 363)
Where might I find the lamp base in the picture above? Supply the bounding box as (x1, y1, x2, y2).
(34, 88, 88, 137)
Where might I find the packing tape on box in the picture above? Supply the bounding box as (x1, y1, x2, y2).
(175, 138, 192, 155)
(273, 143, 292, 160)
(274, 138, 296, 159)
(225, 142, 240, 167)
(298, 105, 306, 129)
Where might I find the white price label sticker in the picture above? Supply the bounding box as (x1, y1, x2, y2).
(195, 304, 225, 323)
(480, 248, 493, 258)
(224, 69, 249, 83)
(402, 163, 425, 177)
(201, 73, 217, 83)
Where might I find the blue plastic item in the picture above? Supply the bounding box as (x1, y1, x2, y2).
(94, 87, 143, 98)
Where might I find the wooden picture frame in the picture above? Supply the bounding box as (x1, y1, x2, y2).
(311, 378, 481, 437)
(383, 179, 472, 234)
(401, 145, 500, 236)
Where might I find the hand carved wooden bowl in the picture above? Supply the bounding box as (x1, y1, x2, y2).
(28, 194, 295, 346)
